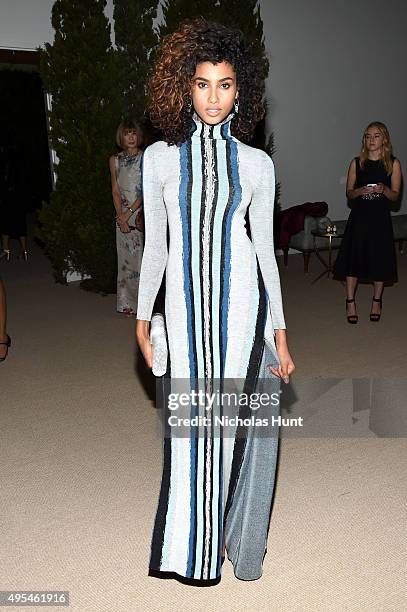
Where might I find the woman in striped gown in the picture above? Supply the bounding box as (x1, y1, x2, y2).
(136, 19, 295, 585)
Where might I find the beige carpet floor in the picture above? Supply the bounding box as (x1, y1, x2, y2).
(0, 236, 406, 612)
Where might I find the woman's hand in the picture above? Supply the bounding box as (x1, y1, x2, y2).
(117, 211, 131, 224)
(135, 210, 145, 232)
(269, 346, 295, 384)
(136, 320, 153, 368)
(117, 219, 130, 233)
(116, 212, 131, 233)
(373, 183, 385, 194)
(358, 186, 374, 196)
(268, 330, 295, 384)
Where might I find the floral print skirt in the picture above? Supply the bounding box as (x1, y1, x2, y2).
(116, 225, 144, 315)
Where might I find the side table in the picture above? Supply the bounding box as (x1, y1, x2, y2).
(311, 230, 344, 283)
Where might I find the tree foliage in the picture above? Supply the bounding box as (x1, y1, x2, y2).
(38, 0, 121, 291)
(159, 0, 219, 37)
(113, 0, 159, 119)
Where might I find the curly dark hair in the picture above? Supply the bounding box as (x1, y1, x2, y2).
(147, 18, 267, 145)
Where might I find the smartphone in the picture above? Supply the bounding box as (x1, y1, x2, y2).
(366, 183, 377, 188)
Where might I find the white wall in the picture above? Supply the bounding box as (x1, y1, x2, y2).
(261, 0, 406, 219)
(0, 0, 115, 48)
(1, 0, 405, 220)
(0, 0, 55, 49)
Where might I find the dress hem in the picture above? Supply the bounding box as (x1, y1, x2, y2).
(333, 273, 398, 283)
(148, 567, 221, 587)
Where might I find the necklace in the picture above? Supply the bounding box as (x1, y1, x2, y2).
(121, 150, 141, 167)
(123, 149, 140, 158)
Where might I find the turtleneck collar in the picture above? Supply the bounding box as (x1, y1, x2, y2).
(190, 111, 234, 140)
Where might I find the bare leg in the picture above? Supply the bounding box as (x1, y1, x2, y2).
(345, 275, 358, 318)
(371, 281, 384, 316)
(1, 234, 10, 251)
(19, 235, 27, 252)
(0, 278, 8, 359)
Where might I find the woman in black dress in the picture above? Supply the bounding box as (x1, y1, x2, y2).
(333, 122, 402, 323)
(0, 143, 28, 261)
(0, 276, 11, 362)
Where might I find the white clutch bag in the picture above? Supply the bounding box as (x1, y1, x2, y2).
(150, 313, 168, 376)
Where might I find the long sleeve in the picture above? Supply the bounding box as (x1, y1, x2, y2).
(248, 152, 286, 329)
(136, 145, 168, 321)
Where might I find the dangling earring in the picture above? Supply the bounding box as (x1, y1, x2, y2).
(234, 98, 239, 114)
(185, 96, 192, 113)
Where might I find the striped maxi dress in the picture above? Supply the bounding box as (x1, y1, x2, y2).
(136, 112, 287, 585)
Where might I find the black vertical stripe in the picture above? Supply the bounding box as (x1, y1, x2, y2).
(149, 370, 172, 570)
(199, 137, 207, 376)
(200, 432, 208, 580)
(198, 135, 207, 579)
(208, 140, 217, 382)
(190, 424, 199, 577)
(208, 402, 215, 579)
(206, 139, 219, 578)
(216, 428, 223, 576)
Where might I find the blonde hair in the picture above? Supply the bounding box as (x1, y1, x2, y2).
(116, 118, 143, 149)
(359, 121, 393, 174)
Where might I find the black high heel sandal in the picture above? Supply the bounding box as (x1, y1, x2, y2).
(346, 298, 358, 324)
(370, 297, 382, 322)
(0, 334, 11, 362)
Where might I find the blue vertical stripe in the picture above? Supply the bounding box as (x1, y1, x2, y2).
(178, 142, 198, 577)
(178, 142, 196, 378)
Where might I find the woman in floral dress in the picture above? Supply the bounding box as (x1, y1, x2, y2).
(109, 119, 144, 315)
